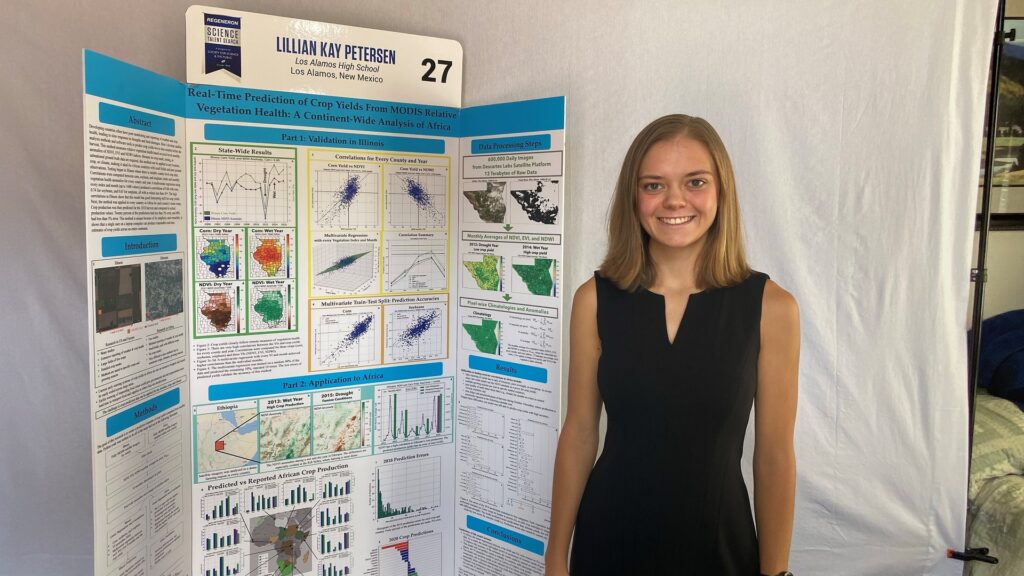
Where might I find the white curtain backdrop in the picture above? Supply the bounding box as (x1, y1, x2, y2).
(0, 1, 996, 574)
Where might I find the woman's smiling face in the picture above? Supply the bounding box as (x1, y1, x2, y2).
(635, 136, 719, 255)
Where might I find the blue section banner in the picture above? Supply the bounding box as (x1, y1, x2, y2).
(208, 363, 444, 400)
(106, 388, 181, 437)
(101, 234, 177, 257)
(204, 124, 445, 154)
(468, 355, 548, 383)
(461, 96, 565, 137)
(466, 515, 545, 555)
(99, 103, 175, 136)
(187, 84, 460, 137)
(84, 50, 185, 117)
(471, 134, 551, 154)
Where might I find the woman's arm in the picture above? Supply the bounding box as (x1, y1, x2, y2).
(754, 280, 800, 574)
(545, 278, 603, 575)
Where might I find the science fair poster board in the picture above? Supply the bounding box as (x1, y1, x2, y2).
(84, 6, 564, 575)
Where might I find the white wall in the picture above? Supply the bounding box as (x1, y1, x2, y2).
(0, 1, 997, 574)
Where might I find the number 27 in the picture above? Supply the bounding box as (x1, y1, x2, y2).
(421, 59, 453, 83)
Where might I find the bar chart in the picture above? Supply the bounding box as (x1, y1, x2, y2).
(245, 485, 279, 513)
(375, 379, 453, 449)
(203, 550, 241, 576)
(319, 476, 353, 499)
(202, 526, 240, 551)
(320, 557, 353, 576)
(203, 491, 240, 520)
(375, 457, 441, 519)
(319, 529, 353, 555)
(380, 532, 441, 576)
(282, 479, 313, 506)
(317, 501, 353, 528)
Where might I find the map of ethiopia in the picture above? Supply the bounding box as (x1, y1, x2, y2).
(195, 409, 258, 473)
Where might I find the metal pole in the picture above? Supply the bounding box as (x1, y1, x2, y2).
(969, 0, 1006, 426)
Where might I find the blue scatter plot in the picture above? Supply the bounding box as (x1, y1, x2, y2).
(317, 251, 371, 276)
(200, 239, 231, 277)
(335, 315, 373, 355)
(405, 178, 431, 208)
(399, 310, 439, 346)
(340, 175, 360, 206)
(348, 315, 373, 341)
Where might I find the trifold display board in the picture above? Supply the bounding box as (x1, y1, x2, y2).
(84, 7, 564, 576)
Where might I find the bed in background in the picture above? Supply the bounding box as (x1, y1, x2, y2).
(966, 309, 1024, 575)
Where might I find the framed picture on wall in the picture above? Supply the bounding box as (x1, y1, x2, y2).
(979, 18, 1024, 224)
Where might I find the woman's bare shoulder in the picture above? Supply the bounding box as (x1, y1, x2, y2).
(762, 279, 799, 335)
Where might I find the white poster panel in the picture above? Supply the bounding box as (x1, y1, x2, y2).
(87, 7, 564, 575)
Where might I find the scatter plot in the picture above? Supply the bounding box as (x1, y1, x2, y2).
(313, 309, 379, 371)
(248, 280, 295, 332)
(194, 229, 241, 280)
(386, 170, 447, 228)
(511, 257, 558, 297)
(144, 259, 183, 321)
(384, 238, 447, 293)
(385, 305, 446, 363)
(462, 180, 507, 224)
(196, 283, 242, 335)
(247, 228, 294, 279)
(510, 179, 560, 225)
(462, 254, 503, 292)
(94, 264, 142, 333)
(192, 152, 295, 227)
(312, 167, 380, 229)
(312, 239, 378, 294)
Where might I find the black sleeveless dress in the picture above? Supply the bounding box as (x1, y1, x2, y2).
(569, 271, 768, 575)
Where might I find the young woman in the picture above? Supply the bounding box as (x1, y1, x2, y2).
(545, 115, 799, 575)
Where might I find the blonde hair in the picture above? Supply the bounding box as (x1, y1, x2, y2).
(599, 114, 751, 292)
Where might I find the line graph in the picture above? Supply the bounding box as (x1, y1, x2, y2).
(312, 167, 380, 229)
(192, 155, 294, 226)
(312, 240, 378, 294)
(313, 309, 379, 370)
(384, 239, 446, 293)
(386, 170, 447, 229)
(384, 305, 445, 363)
